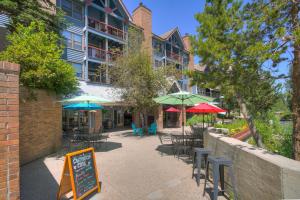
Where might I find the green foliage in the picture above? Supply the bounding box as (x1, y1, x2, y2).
(215, 119, 247, 136)
(0, 21, 78, 95)
(189, 0, 282, 118)
(0, 0, 65, 34)
(186, 115, 214, 126)
(109, 27, 178, 115)
(254, 113, 292, 158)
(216, 114, 292, 158)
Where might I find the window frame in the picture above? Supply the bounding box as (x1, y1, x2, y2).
(68, 62, 83, 79)
(63, 31, 83, 51)
(61, 0, 83, 21)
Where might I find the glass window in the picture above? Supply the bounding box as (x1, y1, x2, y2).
(61, 0, 72, 17)
(61, 0, 82, 21)
(73, 1, 82, 20)
(70, 62, 82, 78)
(73, 34, 82, 50)
(63, 31, 82, 50)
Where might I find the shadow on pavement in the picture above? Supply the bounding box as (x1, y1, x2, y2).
(21, 159, 59, 200)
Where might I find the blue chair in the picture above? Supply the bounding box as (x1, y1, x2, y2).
(148, 122, 157, 135)
(131, 123, 143, 136)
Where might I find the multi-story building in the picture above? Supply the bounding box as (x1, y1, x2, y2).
(0, 1, 206, 131)
(56, 1, 197, 131)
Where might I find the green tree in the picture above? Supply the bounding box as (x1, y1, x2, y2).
(241, 0, 300, 160)
(0, 0, 65, 33)
(188, 0, 283, 147)
(108, 27, 179, 128)
(0, 21, 78, 95)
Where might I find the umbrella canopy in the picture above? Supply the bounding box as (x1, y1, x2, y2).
(61, 94, 111, 104)
(186, 103, 226, 113)
(154, 91, 213, 106)
(63, 102, 103, 110)
(165, 107, 180, 113)
(154, 91, 213, 136)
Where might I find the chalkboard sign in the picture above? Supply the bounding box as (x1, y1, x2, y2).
(57, 148, 101, 200)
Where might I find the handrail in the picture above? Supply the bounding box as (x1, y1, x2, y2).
(88, 17, 127, 40)
(166, 51, 182, 62)
(88, 45, 122, 62)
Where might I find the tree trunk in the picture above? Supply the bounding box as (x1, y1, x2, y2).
(291, 0, 300, 160)
(236, 94, 263, 147)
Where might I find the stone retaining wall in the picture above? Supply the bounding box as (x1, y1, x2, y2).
(19, 87, 62, 165)
(204, 129, 300, 200)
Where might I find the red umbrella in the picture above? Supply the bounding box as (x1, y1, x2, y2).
(186, 103, 226, 127)
(186, 103, 226, 113)
(165, 107, 180, 113)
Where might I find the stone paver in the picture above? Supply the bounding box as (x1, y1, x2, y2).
(20, 130, 225, 200)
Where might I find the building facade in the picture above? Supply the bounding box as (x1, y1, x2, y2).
(56, 0, 197, 131)
(0, 0, 214, 132)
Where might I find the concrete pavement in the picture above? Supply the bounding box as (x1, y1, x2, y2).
(20, 130, 225, 200)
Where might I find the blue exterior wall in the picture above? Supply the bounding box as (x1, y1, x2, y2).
(62, 16, 85, 64)
(0, 14, 9, 28)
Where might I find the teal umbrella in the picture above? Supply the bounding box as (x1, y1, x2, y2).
(63, 102, 103, 110)
(153, 91, 213, 135)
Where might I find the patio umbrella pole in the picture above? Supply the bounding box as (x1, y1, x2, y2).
(182, 101, 184, 136)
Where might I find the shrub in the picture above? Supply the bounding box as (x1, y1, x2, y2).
(0, 21, 78, 95)
(186, 114, 214, 126)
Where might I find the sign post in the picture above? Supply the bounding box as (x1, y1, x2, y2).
(57, 148, 101, 200)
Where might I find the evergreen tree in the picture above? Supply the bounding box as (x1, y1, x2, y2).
(189, 0, 283, 147)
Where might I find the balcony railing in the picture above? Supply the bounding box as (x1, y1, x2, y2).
(166, 51, 182, 63)
(88, 45, 122, 62)
(88, 17, 127, 41)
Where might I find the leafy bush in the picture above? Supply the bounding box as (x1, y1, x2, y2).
(215, 119, 247, 136)
(0, 21, 78, 95)
(215, 113, 293, 158)
(186, 115, 214, 126)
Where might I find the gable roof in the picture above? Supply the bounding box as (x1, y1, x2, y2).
(117, 0, 132, 21)
(158, 27, 185, 48)
(160, 28, 177, 40)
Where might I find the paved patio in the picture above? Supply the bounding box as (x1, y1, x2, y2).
(20, 130, 225, 200)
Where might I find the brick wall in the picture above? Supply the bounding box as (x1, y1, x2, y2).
(132, 3, 153, 57)
(19, 87, 62, 165)
(0, 61, 20, 200)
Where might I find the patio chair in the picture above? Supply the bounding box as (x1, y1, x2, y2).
(131, 123, 143, 136)
(148, 122, 157, 135)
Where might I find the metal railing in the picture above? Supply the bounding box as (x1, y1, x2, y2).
(88, 45, 122, 62)
(88, 17, 127, 41)
(166, 51, 182, 63)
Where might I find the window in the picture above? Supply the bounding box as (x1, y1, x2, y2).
(61, 0, 83, 20)
(62, 0, 72, 16)
(63, 31, 82, 50)
(69, 62, 82, 78)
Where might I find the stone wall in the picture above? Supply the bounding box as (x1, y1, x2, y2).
(0, 61, 20, 200)
(204, 129, 300, 200)
(19, 88, 62, 165)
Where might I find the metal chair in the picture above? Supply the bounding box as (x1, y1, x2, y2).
(192, 148, 211, 186)
(171, 135, 189, 159)
(203, 156, 237, 200)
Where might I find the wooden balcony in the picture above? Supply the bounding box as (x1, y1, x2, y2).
(166, 51, 182, 63)
(88, 45, 122, 62)
(88, 17, 127, 41)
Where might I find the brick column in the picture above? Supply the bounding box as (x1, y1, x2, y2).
(0, 61, 20, 200)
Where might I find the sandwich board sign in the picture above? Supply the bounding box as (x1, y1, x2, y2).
(57, 148, 101, 200)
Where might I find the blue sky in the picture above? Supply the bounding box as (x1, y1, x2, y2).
(122, 0, 290, 86)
